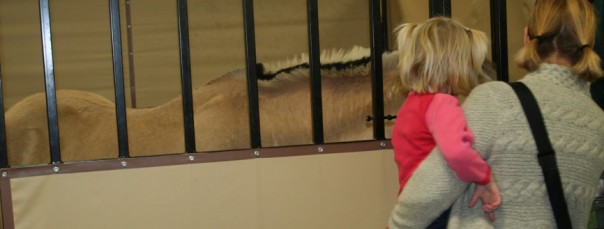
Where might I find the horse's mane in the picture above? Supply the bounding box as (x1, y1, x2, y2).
(259, 46, 373, 80)
(206, 46, 399, 88)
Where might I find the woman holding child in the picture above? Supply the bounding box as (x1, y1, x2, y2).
(389, 0, 604, 228)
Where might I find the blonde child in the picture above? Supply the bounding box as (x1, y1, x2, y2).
(391, 17, 500, 228)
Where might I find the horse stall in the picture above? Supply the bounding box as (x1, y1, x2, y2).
(0, 0, 599, 228)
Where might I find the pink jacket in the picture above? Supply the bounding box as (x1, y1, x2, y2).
(391, 93, 490, 194)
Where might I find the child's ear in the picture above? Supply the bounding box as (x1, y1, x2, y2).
(523, 26, 530, 46)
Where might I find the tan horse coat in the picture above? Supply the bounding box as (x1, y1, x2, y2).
(5, 47, 404, 166)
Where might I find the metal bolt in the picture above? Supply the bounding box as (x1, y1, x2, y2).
(380, 142, 387, 148)
(121, 161, 128, 167)
(318, 147, 324, 153)
(188, 155, 195, 161)
(52, 166, 60, 173)
(1, 172, 7, 177)
(254, 150, 260, 157)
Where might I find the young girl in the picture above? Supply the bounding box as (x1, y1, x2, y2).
(391, 17, 500, 227)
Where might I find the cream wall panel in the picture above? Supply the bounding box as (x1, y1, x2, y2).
(10, 150, 398, 229)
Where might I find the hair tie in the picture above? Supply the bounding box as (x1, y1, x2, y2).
(528, 33, 551, 43)
(581, 44, 590, 50)
(465, 27, 471, 35)
(530, 35, 544, 42)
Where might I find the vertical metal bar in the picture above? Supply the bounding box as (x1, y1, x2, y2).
(381, 0, 389, 50)
(0, 62, 7, 168)
(125, 0, 137, 108)
(306, 0, 324, 144)
(592, 0, 604, 69)
(490, 0, 509, 82)
(0, 179, 14, 228)
(429, 0, 451, 18)
(39, 0, 62, 164)
(370, 0, 385, 140)
(109, 0, 130, 158)
(242, 0, 261, 149)
(176, 0, 196, 153)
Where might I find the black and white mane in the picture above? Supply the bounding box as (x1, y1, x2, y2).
(257, 46, 398, 80)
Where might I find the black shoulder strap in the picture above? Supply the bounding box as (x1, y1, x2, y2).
(510, 82, 572, 229)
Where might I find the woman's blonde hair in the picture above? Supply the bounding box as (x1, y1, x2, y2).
(395, 17, 491, 96)
(515, 0, 603, 82)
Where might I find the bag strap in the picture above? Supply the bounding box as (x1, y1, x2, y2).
(510, 82, 572, 229)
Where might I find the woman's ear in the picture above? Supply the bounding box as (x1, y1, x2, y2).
(523, 26, 530, 45)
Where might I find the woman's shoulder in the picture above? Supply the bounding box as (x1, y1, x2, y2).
(462, 81, 523, 118)
(474, 81, 512, 92)
(467, 81, 516, 102)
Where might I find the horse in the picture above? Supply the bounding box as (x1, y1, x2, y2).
(5, 46, 405, 166)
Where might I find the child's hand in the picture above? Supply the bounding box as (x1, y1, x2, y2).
(468, 177, 502, 222)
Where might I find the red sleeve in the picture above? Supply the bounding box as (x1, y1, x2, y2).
(425, 94, 491, 185)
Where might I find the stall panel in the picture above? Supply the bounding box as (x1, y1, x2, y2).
(8, 149, 398, 229)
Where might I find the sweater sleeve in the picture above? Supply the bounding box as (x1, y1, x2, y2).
(426, 94, 491, 185)
(388, 149, 470, 228)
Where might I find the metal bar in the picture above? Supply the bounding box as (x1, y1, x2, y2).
(0, 62, 7, 168)
(592, 0, 604, 69)
(125, 0, 137, 108)
(381, 0, 389, 50)
(2, 140, 392, 179)
(242, 0, 261, 148)
(369, 0, 385, 140)
(490, 0, 509, 82)
(306, 0, 324, 144)
(429, 0, 451, 18)
(39, 0, 62, 164)
(109, 0, 130, 158)
(176, 0, 196, 153)
(0, 178, 14, 228)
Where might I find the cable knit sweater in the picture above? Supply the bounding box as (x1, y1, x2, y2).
(388, 64, 604, 228)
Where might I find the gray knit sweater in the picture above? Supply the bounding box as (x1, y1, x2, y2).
(388, 64, 604, 228)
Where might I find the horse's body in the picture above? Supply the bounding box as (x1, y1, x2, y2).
(5, 46, 404, 166)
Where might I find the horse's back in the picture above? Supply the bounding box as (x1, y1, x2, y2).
(6, 90, 118, 165)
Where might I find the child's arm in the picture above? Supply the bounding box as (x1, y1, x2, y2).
(426, 94, 491, 185)
(468, 176, 502, 221)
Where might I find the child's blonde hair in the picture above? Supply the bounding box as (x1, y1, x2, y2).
(396, 17, 491, 96)
(515, 0, 602, 82)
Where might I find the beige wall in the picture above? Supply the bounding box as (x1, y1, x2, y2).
(9, 150, 398, 229)
(0, 0, 372, 108)
(1, 0, 534, 109)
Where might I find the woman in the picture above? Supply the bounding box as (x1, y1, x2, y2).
(388, 0, 604, 228)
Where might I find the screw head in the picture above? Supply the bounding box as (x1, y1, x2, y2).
(254, 150, 260, 157)
(121, 161, 128, 167)
(380, 142, 386, 148)
(52, 166, 60, 173)
(318, 147, 324, 153)
(1, 172, 7, 177)
(188, 155, 195, 161)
